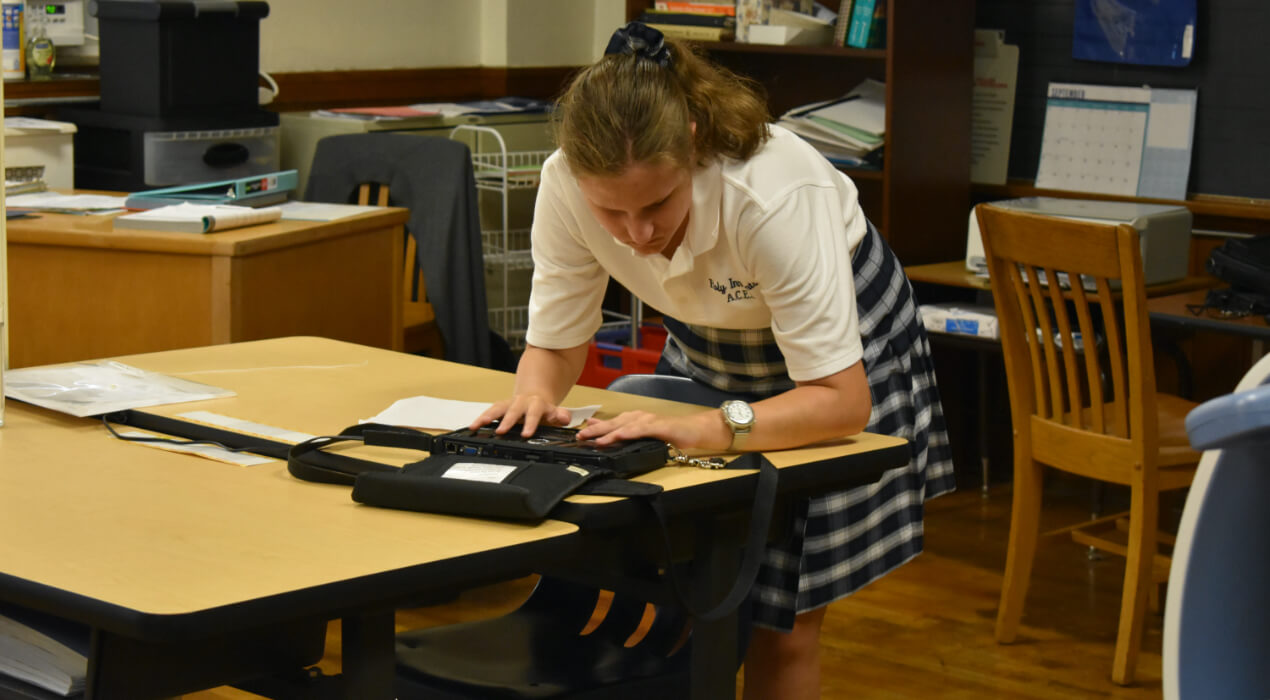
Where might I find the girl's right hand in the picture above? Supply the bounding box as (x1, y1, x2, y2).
(470, 394, 573, 438)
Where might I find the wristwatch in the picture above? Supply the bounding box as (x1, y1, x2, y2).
(720, 400, 755, 451)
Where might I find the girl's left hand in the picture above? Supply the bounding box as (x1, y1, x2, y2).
(576, 409, 728, 451)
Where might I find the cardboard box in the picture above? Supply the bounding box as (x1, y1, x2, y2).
(747, 9, 832, 45)
(736, 0, 814, 42)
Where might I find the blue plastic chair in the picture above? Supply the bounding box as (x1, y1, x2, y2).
(1165, 353, 1270, 700)
(604, 373, 740, 408)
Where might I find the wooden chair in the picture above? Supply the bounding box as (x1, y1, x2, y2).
(358, 182, 444, 358)
(976, 202, 1202, 685)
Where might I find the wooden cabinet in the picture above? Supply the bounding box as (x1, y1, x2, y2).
(626, 0, 975, 265)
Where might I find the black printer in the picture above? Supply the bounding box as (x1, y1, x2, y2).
(62, 0, 279, 191)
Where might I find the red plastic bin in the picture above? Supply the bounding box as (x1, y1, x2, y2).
(576, 324, 667, 388)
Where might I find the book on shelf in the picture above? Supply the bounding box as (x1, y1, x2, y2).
(845, 0, 886, 48)
(640, 9, 737, 28)
(832, 0, 854, 46)
(778, 78, 887, 167)
(113, 202, 284, 233)
(654, 1, 736, 15)
(780, 78, 886, 153)
(0, 603, 89, 697)
(644, 22, 735, 41)
(317, 105, 442, 120)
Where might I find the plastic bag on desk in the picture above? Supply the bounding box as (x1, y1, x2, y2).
(3, 361, 234, 417)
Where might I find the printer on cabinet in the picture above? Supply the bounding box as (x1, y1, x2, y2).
(966, 197, 1193, 286)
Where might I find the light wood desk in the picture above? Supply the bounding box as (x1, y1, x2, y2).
(1148, 289, 1270, 341)
(904, 260, 1217, 298)
(0, 381, 579, 698)
(61, 336, 908, 699)
(903, 262, 1219, 490)
(5, 204, 409, 368)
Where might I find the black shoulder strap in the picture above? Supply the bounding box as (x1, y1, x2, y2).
(579, 453, 778, 622)
(289, 424, 777, 622)
(286, 423, 436, 485)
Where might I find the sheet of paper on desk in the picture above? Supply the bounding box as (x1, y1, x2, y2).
(4, 116, 77, 131)
(365, 396, 599, 430)
(5, 192, 130, 212)
(3, 361, 235, 417)
(117, 430, 275, 467)
(278, 201, 383, 221)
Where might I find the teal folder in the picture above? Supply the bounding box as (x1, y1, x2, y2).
(124, 170, 298, 210)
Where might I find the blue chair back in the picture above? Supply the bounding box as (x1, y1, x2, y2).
(1165, 354, 1270, 700)
(605, 374, 737, 407)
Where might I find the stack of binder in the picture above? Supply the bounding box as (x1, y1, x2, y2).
(777, 78, 886, 167)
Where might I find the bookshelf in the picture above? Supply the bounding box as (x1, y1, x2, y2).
(627, 0, 975, 265)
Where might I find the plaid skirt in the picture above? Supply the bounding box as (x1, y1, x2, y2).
(658, 220, 956, 631)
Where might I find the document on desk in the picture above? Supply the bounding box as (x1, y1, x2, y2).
(5, 191, 130, 213)
(116, 430, 275, 467)
(113, 203, 283, 233)
(365, 396, 600, 430)
(277, 201, 383, 221)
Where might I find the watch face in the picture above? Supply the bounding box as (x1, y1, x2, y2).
(723, 400, 754, 426)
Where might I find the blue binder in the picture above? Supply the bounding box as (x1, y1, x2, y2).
(124, 170, 298, 210)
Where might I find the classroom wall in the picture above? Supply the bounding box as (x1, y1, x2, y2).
(976, 0, 1270, 201)
(260, 0, 625, 72)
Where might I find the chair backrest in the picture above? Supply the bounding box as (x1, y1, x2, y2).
(305, 132, 489, 367)
(356, 182, 437, 347)
(1164, 352, 1270, 700)
(976, 203, 1159, 479)
(604, 374, 736, 408)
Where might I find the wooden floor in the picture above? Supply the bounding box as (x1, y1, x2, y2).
(190, 474, 1169, 699)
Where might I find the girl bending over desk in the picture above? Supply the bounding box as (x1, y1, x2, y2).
(473, 22, 955, 700)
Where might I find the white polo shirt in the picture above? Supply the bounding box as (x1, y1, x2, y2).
(525, 125, 868, 382)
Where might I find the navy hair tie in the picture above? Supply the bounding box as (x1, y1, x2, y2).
(604, 21, 672, 68)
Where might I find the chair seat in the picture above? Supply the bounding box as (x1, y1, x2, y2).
(394, 577, 691, 700)
(396, 617, 689, 700)
(395, 375, 751, 699)
(1156, 393, 1199, 448)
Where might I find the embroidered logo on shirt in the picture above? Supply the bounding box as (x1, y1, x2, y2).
(709, 277, 759, 303)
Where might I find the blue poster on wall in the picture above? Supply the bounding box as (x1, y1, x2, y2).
(1073, 0, 1197, 67)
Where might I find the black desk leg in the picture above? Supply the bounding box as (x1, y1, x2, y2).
(341, 610, 396, 699)
(689, 517, 741, 700)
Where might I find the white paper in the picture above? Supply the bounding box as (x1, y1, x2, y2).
(5, 192, 130, 211)
(4, 361, 235, 417)
(177, 410, 317, 444)
(4, 116, 75, 131)
(278, 201, 383, 221)
(363, 395, 600, 430)
(120, 202, 262, 222)
(117, 431, 274, 466)
(443, 462, 517, 483)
